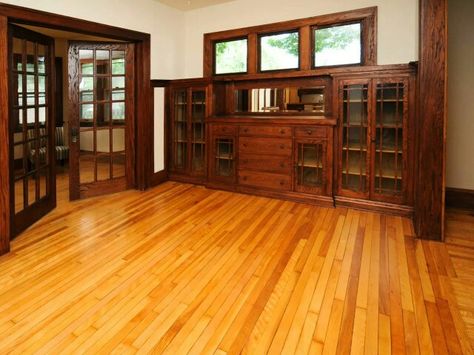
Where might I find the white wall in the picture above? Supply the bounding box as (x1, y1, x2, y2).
(4, 0, 186, 172)
(182, 0, 419, 77)
(447, 0, 474, 190)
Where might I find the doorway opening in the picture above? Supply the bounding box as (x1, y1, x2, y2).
(0, 3, 153, 253)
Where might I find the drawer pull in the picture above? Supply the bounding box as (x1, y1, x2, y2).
(307, 130, 313, 135)
(243, 128, 249, 133)
(243, 143, 247, 148)
(242, 176, 247, 181)
(280, 129, 286, 134)
(280, 181, 285, 186)
(280, 144, 285, 149)
(280, 163, 285, 168)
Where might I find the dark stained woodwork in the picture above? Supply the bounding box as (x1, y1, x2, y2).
(415, 0, 448, 241)
(0, 15, 10, 254)
(239, 170, 292, 191)
(446, 188, 474, 211)
(0, 3, 149, 42)
(8, 24, 57, 238)
(54, 57, 63, 127)
(135, 38, 152, 190)
(204, 7, 377, 77)
(68, 42, 135, 200)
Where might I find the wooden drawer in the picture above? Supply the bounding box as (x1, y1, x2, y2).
(239, 154, 291, 174)
(239, 137, 292, 156)
(294, 126, 327, 139)
(240, 125, 292, 137)
(211, 124, 237, 135)
(239, 170, 292, 191)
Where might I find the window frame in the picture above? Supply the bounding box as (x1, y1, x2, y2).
(258, 29, 301, 73)
(213, 36, 249, 76)
(203, 7, 377, 78)
(311, 21, 364, 69)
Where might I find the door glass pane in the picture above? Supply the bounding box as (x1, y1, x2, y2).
(79, 50, 94, 75)
(27, 174, 36, 206)
(26, 75, 35, 105)
(39, 168, 47, 199)
(79, 153, 95, 184)
(112, 51, 125, 75)
(96, 50, 110, 74)
(112, 102, 125, 121)
(97, 154, 110, 181)
(13, 38, 23, 71)
(14, 179, 24, 214)
(80, 104, 94, 120)
(112, 76, 125, 89)
(97, 77, 110, 101)
(112, 128, 125, 153)
(80, 77, 94, 102)
(37, 45, 46, 74)
(97, 103, 111, 127)
(26, 41, 35, 73)
(113, 154, 126, 178)
(27, 108, 35, 124)
(96, 129, 110, 153)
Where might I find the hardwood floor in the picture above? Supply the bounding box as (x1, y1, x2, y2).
(0, 178, 473, 354)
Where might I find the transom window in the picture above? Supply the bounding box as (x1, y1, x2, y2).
(214, 38, 248, 75)
(314, 23, 362, 68)
(204, 7, 376, 77)
(259, 31, 299, 72)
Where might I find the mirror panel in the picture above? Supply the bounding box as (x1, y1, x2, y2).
(234, 86, 325, 114)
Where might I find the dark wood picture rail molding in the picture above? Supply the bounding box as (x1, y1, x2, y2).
(0, 2, 153, 255)
(203, 6, 377, 78)
(415, 0, 448, 241)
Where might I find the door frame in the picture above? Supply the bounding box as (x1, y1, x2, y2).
(0, 3, 153, 254)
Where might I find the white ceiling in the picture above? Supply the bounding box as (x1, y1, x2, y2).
(156, 0, 236, 11)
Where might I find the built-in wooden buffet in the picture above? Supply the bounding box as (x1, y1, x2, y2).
(166, 65, 416, 216)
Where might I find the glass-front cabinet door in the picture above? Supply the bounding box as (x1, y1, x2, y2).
(191, 90, 206, 173)
(373, 79, 407, 203)
(295, 140, 325, 194)
(339, 81, 370, 198)
(170, 86, 207, 177)
(338, 77, 409, 204)
(172, 89, 187, 171)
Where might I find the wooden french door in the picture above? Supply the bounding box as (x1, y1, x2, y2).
(68, 42, 135, 200)
(8, 25, 56, 237)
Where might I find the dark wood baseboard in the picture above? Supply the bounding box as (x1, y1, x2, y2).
(446, 187, 474, 211)
(335, 196, 414, 217)
(150, 170, 168, 187)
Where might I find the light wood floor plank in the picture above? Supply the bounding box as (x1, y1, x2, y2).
(0, 180, 472, 354)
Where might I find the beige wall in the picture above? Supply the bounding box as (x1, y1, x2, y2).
(447, 0, 474, 190)
(182, 0, 419, 77)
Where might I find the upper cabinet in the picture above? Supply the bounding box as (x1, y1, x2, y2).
(335, 72, 415, 207)
(169, 80, 211, 182)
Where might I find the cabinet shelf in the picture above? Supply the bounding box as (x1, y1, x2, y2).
(297, 162, 323, 168)
(343, 123, 368, 128)
(215, 154, 233, 160)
